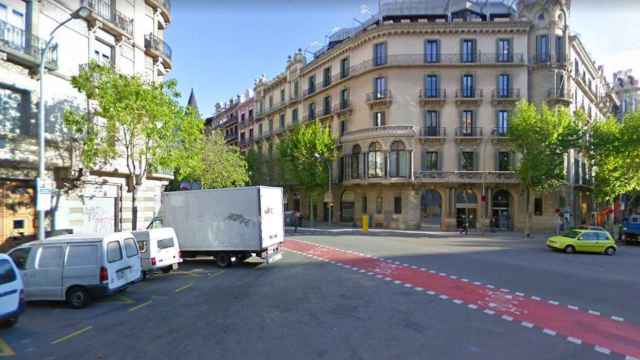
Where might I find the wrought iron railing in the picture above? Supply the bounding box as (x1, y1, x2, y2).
(145, 33, 172, 61)
(455, 127, 483, 137)
(84, 0, 134, 37)
(419, 88, 446, 99)
(419, 127, 446, 137)
(492, 88, 521, 99)
(0, 19, 58, 67)
(456, 88, 483, 99)
(366, 89, 392, 102)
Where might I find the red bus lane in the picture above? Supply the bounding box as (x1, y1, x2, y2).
(284, 239, 640, 359)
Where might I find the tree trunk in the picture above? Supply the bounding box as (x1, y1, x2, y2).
(525, 188, 532, 238)
(132, 186, 138, 231)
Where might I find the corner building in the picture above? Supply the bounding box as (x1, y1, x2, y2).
(243, 0, 615, 231)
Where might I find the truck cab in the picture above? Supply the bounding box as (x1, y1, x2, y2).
(622, 215, 640, 243)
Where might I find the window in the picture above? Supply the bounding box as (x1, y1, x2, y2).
(367, 142, 385, 178)
(9, 247, 30, 270)
(249, 109, 254, 120)
(373, 112, 385, 127)
(362, 196, 368, 213)
(497, 39, 512, 62)
(280, 89, 285, 103)
(424, 111, 439, 136)
(461, 39, 476, 63)
(258, 123, 263, 136)
(461, 152, 475, 171)
(268, 119, 273, 133)
(373, 76, 387, 99)
(424, 75, 439, 97)
(292, 108, 299, 124)
(93, 39, 114, 67)
(0, 84, 33, 136)
(534, 197, 543, 216)
(308, 75, 316, 94)
(249, 128, 254, 139)
(157, 237, 175, 250)
(394, 196, 402, 214)
(340, 88, 350, 109)
(340, 57, 350, 78)
(497, 152, 511, 171)
(373, 42, 387, 66)
(389, 141, 409, 178)
(308, 103, 316, 120)
(124, 238, 138, 258)
(268, 96, 273, 109)
(425, 40, 440, 63)
(376, 195, 383, 214)
(497, 111, 509, 135)
(279, 113, 285, 128)
(498, 74, 510, 97)
(351, 145, 361, 179)
(323, 66, 332, 87)
(423, 151, 439, 171)
(536, 35, 549, 63)
(66, 245, 99, 267)
(340, 120, 346, 136)
(13, 219, 24, 229)
(323, 96, 332, 116)
(0, 260, 17, 285)
(107, 241, 123, 263)
(461, 110, 474, 135)
(556, 36, 564, 63)
(462, 74, 474, 97)
(38, 246, 63, 269)
(293, 80, 299, 98)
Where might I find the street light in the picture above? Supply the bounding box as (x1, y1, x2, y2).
(37, 6, 90, 241)
(315, 153, 332, 225)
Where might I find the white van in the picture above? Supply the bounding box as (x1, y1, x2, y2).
(8, 232, 142, 309)
(132, 228, 182, 278)
(0, 254, 25, 327)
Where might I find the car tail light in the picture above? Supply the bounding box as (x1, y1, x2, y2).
(100, 266, 108, 283)
(151, 257, 157, 266)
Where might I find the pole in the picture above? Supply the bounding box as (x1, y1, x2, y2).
(328, 161, 332, 225)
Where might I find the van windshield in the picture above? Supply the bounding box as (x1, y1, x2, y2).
(0, 259, 17, 285)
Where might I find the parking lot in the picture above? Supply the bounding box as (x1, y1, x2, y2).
(3, 231, 640, 359)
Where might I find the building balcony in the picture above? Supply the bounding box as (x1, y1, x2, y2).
(333, 101, 353, 117)
(366, 90, 392, 108)
(303, 113, 316, 122)
(288, 94, 301, 103)
(454, 127, 483, 143)
(318, 106, 333, 120)
(144, 34, 172, 70)
(546, 88, 572, 107)
(82, 0, 133, 40)
(341, 125, 414, 143)
(419, 89, 447, 107)
(144, 0, 171, 23)
(491, 88, 521, 106)
(414, 171, 518, 184)
(455, 89, 483, 106)
(0, 19, 58, 71)
(417, 127, 447, 143)
(303, 87, 316, 97)
(360, 53, 526, 68)
(490, 127, 510, 144)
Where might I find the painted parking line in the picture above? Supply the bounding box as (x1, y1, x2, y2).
(51, 326, 93, 345)
(283, 239, 640, 359)
(208, 270, 225, 278)
(128, 300, 153, 313)
(0, 338, 15, 357)
(175, 283, 193, 293)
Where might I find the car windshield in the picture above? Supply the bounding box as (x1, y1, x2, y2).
(562, 230, 581, 238)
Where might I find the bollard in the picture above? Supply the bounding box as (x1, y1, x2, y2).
(362, 215, 369, 233)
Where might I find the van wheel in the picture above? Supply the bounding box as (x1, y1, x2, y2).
(605, 247, 616, 256)
(66, 287, 90, 309)
(564, 245, 576, 254)
(161, 267, 172, 274)
(215, 254, 231, 268)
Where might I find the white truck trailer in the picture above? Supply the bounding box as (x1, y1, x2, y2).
(150, 186, 284, 267)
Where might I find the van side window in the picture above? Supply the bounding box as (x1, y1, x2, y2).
(157, 238, 175, 250)
(107, 241, 123, 263)
(66, 245, 98, 267)
(38, 247, 63, 269)
(0, 260, 17, 285)
(123, 238, 139, 258)
(9, 247, 31, 270)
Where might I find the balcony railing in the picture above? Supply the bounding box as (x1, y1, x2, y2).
(333, 100, 352, 116)
(547, 88, 572, 101)
(419, 127, 446, 137)
(491, 127, 509, 137)
(455, 127, 483, 137)
(419, 88, 446, 99)
(0, 19, 58, 69)
(456, 88, 483, 99)
(320, 106, 333, 118)
(366, 90, 392, 107)
(492, 88, 520, 99)
(303, 113, 316, 122)
(145, 33, 172, 62)
(84, 0, 133, 37)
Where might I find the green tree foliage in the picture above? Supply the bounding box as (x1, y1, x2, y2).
(509, 101, 582, 235)
(246, 147, 266, 185)
(194, 130, 249, 189)
(278, 122, 336, 222)
(588, 111, 640, 203)
(64, 61, 202, 229)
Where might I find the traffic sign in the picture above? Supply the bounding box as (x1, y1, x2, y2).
(36, 177, 52, 211)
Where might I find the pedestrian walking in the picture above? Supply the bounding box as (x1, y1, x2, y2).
(293, 210, 301, 233)
(556, 213, 563, 235)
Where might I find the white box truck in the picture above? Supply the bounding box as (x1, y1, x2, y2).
(149, 186, 284, 268)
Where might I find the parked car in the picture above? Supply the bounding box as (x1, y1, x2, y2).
(7, 232, 142, 309)
(622, 215, 640, 244)
(0, 254, 25, 327)
(546, 229, 617, 255)
(133, 228, 182, 278)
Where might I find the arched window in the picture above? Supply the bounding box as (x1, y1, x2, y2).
(389, 141, 409, 178)
(367, 142, 385, 178)
(351, 145, 361, 179)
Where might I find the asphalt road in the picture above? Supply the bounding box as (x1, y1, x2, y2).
(2, 231, 640, 360)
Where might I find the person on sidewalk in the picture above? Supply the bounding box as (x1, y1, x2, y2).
(294, 210, 301, 233)
(555, 213, 564, 235)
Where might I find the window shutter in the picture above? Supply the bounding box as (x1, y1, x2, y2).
(472, 39, 477, 62)
(436, 40, 441, 62)
(495, 151, 500, 171)
(438, 150, 443, 171)
(474, 151, 479, 171)
(457, 151, 462, 171)
(460, 39, 464, 63)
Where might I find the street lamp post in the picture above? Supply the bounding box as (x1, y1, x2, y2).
(37, 6, 90, 241)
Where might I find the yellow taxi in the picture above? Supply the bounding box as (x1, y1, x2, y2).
(546, 229, 617, 256)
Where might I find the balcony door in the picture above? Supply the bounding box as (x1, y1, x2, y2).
(374, 76, 386, 99)
(424, 111, 439, 136)
(462, 75, 474, 98)
(498, 74, 510, 97)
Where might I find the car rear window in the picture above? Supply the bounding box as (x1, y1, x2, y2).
(107, 241, 123, 263)
(124, 238, 139, 258)
(66, 245, 99, 267)
(0, 260, 17, 285)
(562, 230, 580, 238)
(157, 237, 175, 250)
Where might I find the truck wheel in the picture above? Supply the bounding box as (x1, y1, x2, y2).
(215, 254, 231, 268)
(66, 287, 90, 309)
(3, 317, 18, 328)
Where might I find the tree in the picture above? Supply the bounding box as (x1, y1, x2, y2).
(278, 122, 336, 223)
(508, 101, 582, 236)
(246, 147, 267, 185)
(193, 130, 249, 189)
(64, 61, 201, 230)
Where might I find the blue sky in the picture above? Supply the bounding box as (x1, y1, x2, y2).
(166, 0, 640, 117)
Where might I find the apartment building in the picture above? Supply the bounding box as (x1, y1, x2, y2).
(0, 0, 173, 244)
(240, 0, 616, 231)
(612, 70, 639, 120)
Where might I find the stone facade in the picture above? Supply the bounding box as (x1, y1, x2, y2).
(0, 0, 173, 244)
